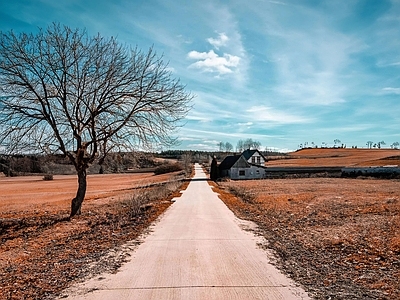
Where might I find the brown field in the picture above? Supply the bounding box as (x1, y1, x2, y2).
(266, 148, 400, 167)
(215, 148, 400, 299)
(0, 171, 188, 300)
(0, 172, 180, 215)
(1, 149, 399, 299)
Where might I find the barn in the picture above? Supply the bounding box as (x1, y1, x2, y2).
(218, 149, 267, 180)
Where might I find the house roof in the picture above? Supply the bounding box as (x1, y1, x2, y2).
(219, 149, 267, 171)
(241, 149, 267, 161)
(218, 155, 240, 170)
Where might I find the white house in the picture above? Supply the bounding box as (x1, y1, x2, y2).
(218, 149, 267, 180)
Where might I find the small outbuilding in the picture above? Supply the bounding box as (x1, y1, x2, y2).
(218, 149, 267, 180)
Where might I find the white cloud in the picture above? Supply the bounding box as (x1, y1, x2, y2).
(268, 1, 287, 5)
(186, 6, 248, 82)
(188, 50, 240, 74)
(249, 3, 366, 106)
(203, 139, 221, 144)
(207, 32, 229, 50)
(246, 106, 311, 124)
(185, 112, 212, 122)
(186, 143, 218, 151)
(238, 122, 253, 126)
(382, 87, 400, 95)
(178, 137, 199, 141)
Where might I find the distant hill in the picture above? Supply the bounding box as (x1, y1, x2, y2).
(265, 148, 400, 167)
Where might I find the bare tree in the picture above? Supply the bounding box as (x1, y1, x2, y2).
(334, 139, 341, 147)
(236, 138, 261, 152)
(217, 141, 225, 152)
(225, 142, 233, 153)
(180, 151, 193, 177)
(236, 140, 244, 152)
(0, 24, 192, 217)
(366, 141, 373, 149)
(243, 138, 261, 150)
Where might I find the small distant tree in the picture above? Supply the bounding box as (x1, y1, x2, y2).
(378, 141, 386, 149)
(218, 142, 225, 152)
(225, 142, 233, 153)
(236, 140, 244, 152)
(334, 139, 341, 147)
(0, 24, 192, 217)
(366, 141, 374, 149)
(391, 142, 399, 149)
(180, 151, 193, 177)
(243, 138, 261, 150)
(236, 138, 261, 151)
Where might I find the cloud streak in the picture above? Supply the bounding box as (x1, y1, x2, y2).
(207, 32, 229, 49)
(246, 106, 312, 124)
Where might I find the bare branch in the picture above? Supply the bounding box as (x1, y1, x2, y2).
(0, 23, 193, 217)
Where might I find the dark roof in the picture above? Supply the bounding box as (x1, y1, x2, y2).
(241, 149, 267, 161)
(241, 149, 257, 160)
(218, 155, 240, 170)
(219, 149, 267, 170)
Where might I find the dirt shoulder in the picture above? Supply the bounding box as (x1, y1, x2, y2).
(0, 172, 189, 300)
(213, 178, 400, 300)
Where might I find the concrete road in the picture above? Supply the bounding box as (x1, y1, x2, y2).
(63, 164, 310, 300)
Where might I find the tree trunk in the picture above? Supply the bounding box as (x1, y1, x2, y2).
(70, 168, 87, 218)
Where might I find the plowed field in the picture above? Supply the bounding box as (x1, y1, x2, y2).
(266, 148, 400, 167)
(216, 149, 400, 299)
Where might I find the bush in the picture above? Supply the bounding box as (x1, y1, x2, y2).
(228, 186, 256, 204)
(122, 181, 181, 218)
(43, 174, 54, 181)
(154, 162, 183, 175)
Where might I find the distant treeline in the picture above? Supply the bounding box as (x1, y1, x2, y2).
(0, 152, 158, 176)
(159, 149, 287, 161)
(1, 149, 288, 176)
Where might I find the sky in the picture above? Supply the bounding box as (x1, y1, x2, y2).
(1, 0, 400, 152)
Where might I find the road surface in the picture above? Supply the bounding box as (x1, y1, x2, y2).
(63, 164, 310, 299)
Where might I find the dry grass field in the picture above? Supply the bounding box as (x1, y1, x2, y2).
(0, 171, 189, 299)
(266, 148, 400, 167)
(215, 148, 400, 299)
(0, 172, 181, 215)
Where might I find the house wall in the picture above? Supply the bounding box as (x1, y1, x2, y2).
(246, 152, 265, 166)
(220, 168, 230, 178)
(230, 165, 265, 180)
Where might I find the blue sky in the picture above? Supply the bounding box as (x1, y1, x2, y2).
(1, 0, 400, 152)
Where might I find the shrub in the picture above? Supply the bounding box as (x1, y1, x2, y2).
(122, 181, 181, 218)
(154, 162, 183, 175)
(227, 186, 256, 204)
(43, 174, 54, 181)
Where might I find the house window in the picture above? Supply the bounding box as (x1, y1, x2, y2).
(251, 157, 255, 164)
(239, 170, 245, 176)
(256, 170, 260, 174)
(257, 156, 261, 164)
